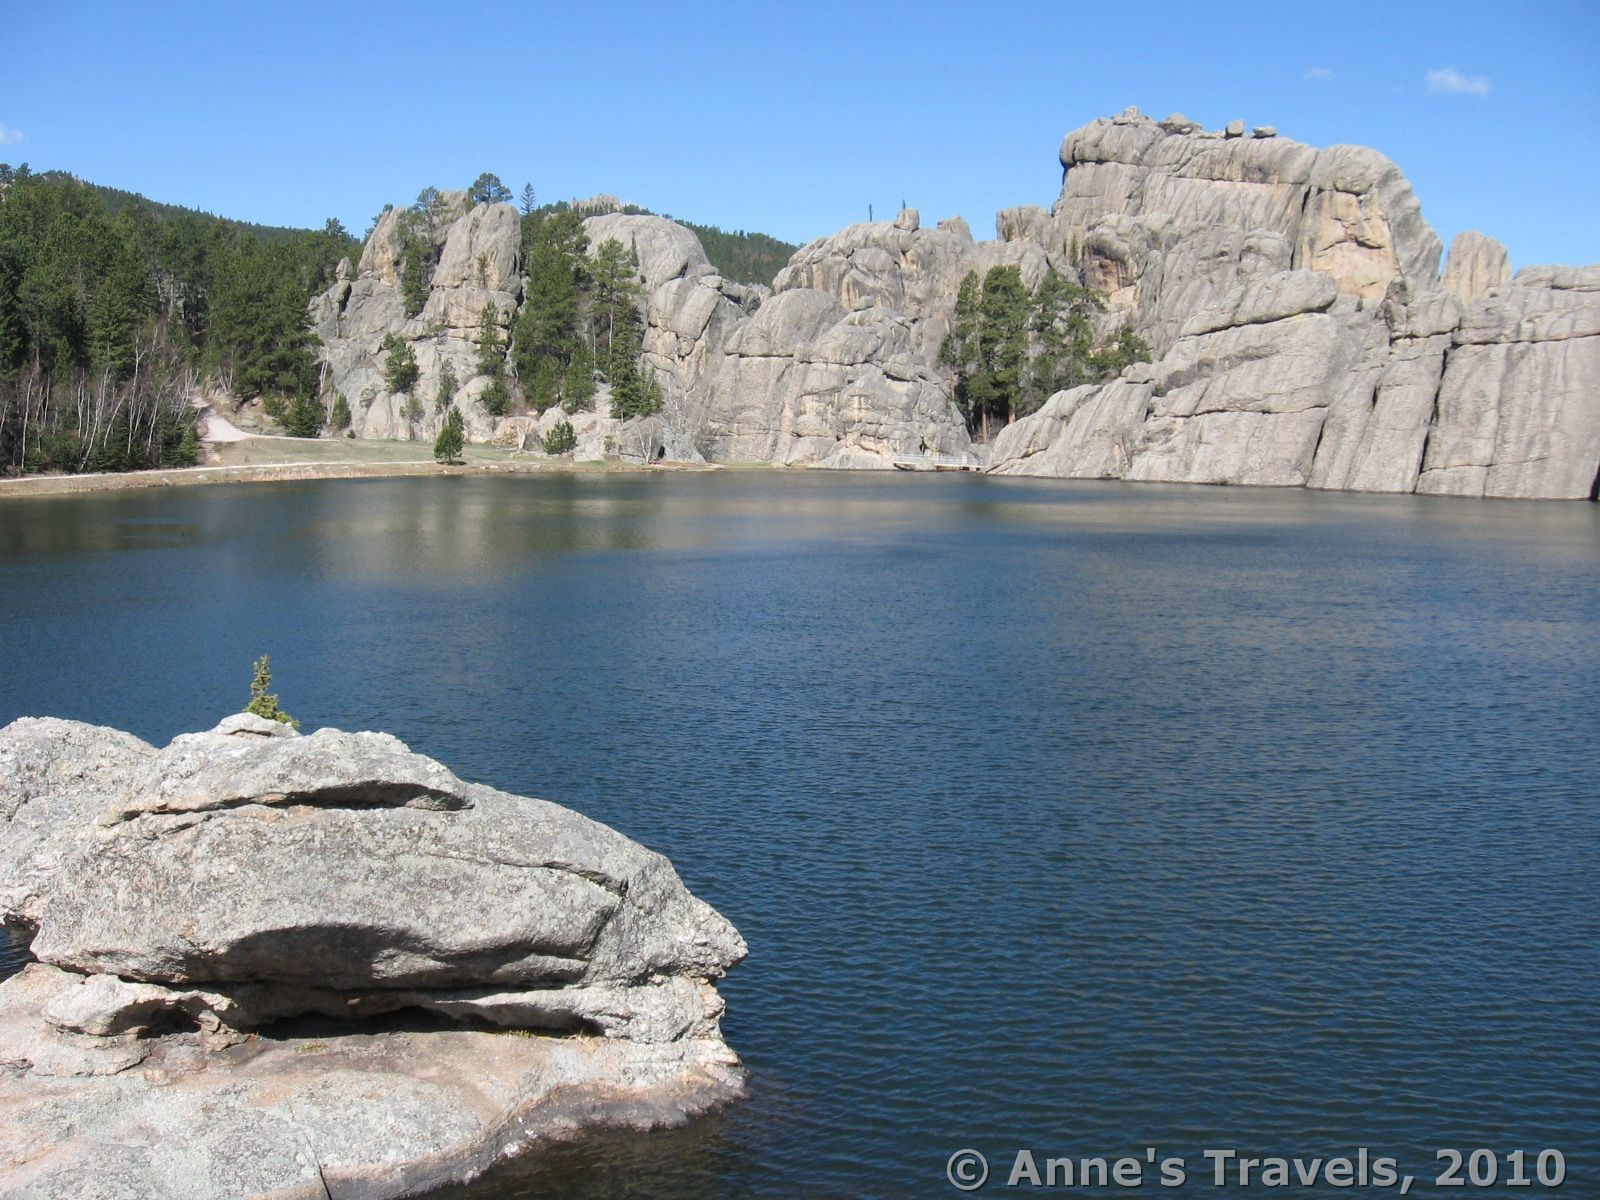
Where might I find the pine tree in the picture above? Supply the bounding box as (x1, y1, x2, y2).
(329, 394, 352, 432)
(561, 343, 596, 412)
(541, 417, 576, 455)
(589, 237, 642, 376)
(610, 358, 664, 420)
(434, 364, 457, 412)
(468, 172, 512, 206)
(977, 266, 1030, 431)
(245, 655, 300, 728)
(382, 334, 418, 393)
(1027, 270, 1101, 411)
(939, 266, 1147, 440)
(1088, 324, 1152, 380)
(481, 374, 511, 418)
(282, 394, 324, 438)
(401, 393, 425, 439)
(940, 271, 983, 431)
(512, 210, 587, 409)
(171, 422, 199, 466)
(433, 406, 465, 463)
(475, 302, 503, 378)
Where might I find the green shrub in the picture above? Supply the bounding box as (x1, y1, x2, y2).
(541, 418, 577, 455)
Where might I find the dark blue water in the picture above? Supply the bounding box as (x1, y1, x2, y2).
(2, 473, 1596, 1197)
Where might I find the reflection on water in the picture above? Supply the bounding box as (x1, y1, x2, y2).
(1, 473, 1597, 1197)
(0, 928, 27, 981)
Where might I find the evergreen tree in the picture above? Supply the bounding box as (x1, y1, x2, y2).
(329, 394, 352, 432)
(397, 188, 449, 316)
(541, 417, 577, 455)
(475, 302, 512, 416)
(561, 343, 596, 412)
(939, 270, 982, 429)
(475, 302, 504, 377)
(481, 374, 511, 418)
(512, 210, 587, 411)
(434, 363, 457, 412)
(519, 183, 537, 216)
(610, 358, 664, 420)
(1088, 324, 1152, 380)
(1026, 270, 1101, 412)
(468, 172, 512, 206)
(245, 655, 300, 728)
(940, 266, 1149, 440)
(0, 169, 353, 476)
(282, 393, 324, 438)
(382, 334, 418, 393)
(401, 392, 425, 439)
(977, 266, 1030, 430)
(433, 406, 465, 463)
(589, 237, 642, 377)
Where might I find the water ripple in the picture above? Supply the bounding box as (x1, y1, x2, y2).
(1, 474, 1596, 1196)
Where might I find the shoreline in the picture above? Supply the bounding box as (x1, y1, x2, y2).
(3, 451, 1592, 505)
(0, 455, 719, 500)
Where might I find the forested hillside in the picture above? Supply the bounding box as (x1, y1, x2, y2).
(0, 167, 797, 476)
(680, 223, 794, 286)
(0, 164, 355, 474)
(532, 196, 796, 285)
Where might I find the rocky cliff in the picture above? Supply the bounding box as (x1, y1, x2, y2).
(309, 113, 1599, 499)
(0, 714, 745, 1198)
(311, 189, 522, 445)
(987, 109, 1600, 500)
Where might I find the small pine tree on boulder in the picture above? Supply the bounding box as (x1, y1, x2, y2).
(245, 655, 300, 728)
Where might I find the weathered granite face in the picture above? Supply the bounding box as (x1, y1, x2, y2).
(304, 113, 1598, 498)
(0, 714, 746, 1199)
(1418, 266, 1600, 499)
(0, 719, 156, 931)
(310, 191, 522, 445)
(1046, 108, 1441, 352)
(988, 109, 1600, 500)
(1442, 231, 1512, 305)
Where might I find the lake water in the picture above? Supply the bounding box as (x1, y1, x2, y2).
(1, 473, 1597, 1197)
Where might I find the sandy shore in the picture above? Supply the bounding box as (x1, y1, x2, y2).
(0, 448, 716, 501)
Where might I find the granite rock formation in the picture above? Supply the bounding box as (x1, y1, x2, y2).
(0, 715, 745, 1198)
(310, 190, 522, 445)
(987, 109, 1600, 499)
(307, 113, 1599, 498)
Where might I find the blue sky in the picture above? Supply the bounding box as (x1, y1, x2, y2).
(4, 1, 1597, 270)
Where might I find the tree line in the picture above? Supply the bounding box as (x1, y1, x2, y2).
(360, 177, 666, 433)
(0, 164, 355, 474)
(939, 265, 1150, 441)
(506, 201, 662, 421)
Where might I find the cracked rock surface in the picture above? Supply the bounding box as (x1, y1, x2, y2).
(0, 714, 746, 1199)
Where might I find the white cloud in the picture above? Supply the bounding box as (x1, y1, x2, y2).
(1426, 66, 1491, 96)
(1304, 67, 1335, 82)
(0, 123, 24, 146)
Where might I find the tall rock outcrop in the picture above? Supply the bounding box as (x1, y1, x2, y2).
(1418, 266, 1600, 499)
(0, 715, 745, 1198)
(989, 109, 1600, 500)
(306, 114, 1598, 498)
(311, 190, 522, 444)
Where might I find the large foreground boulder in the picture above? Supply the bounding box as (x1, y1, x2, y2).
(0, 715, 746, 1199)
